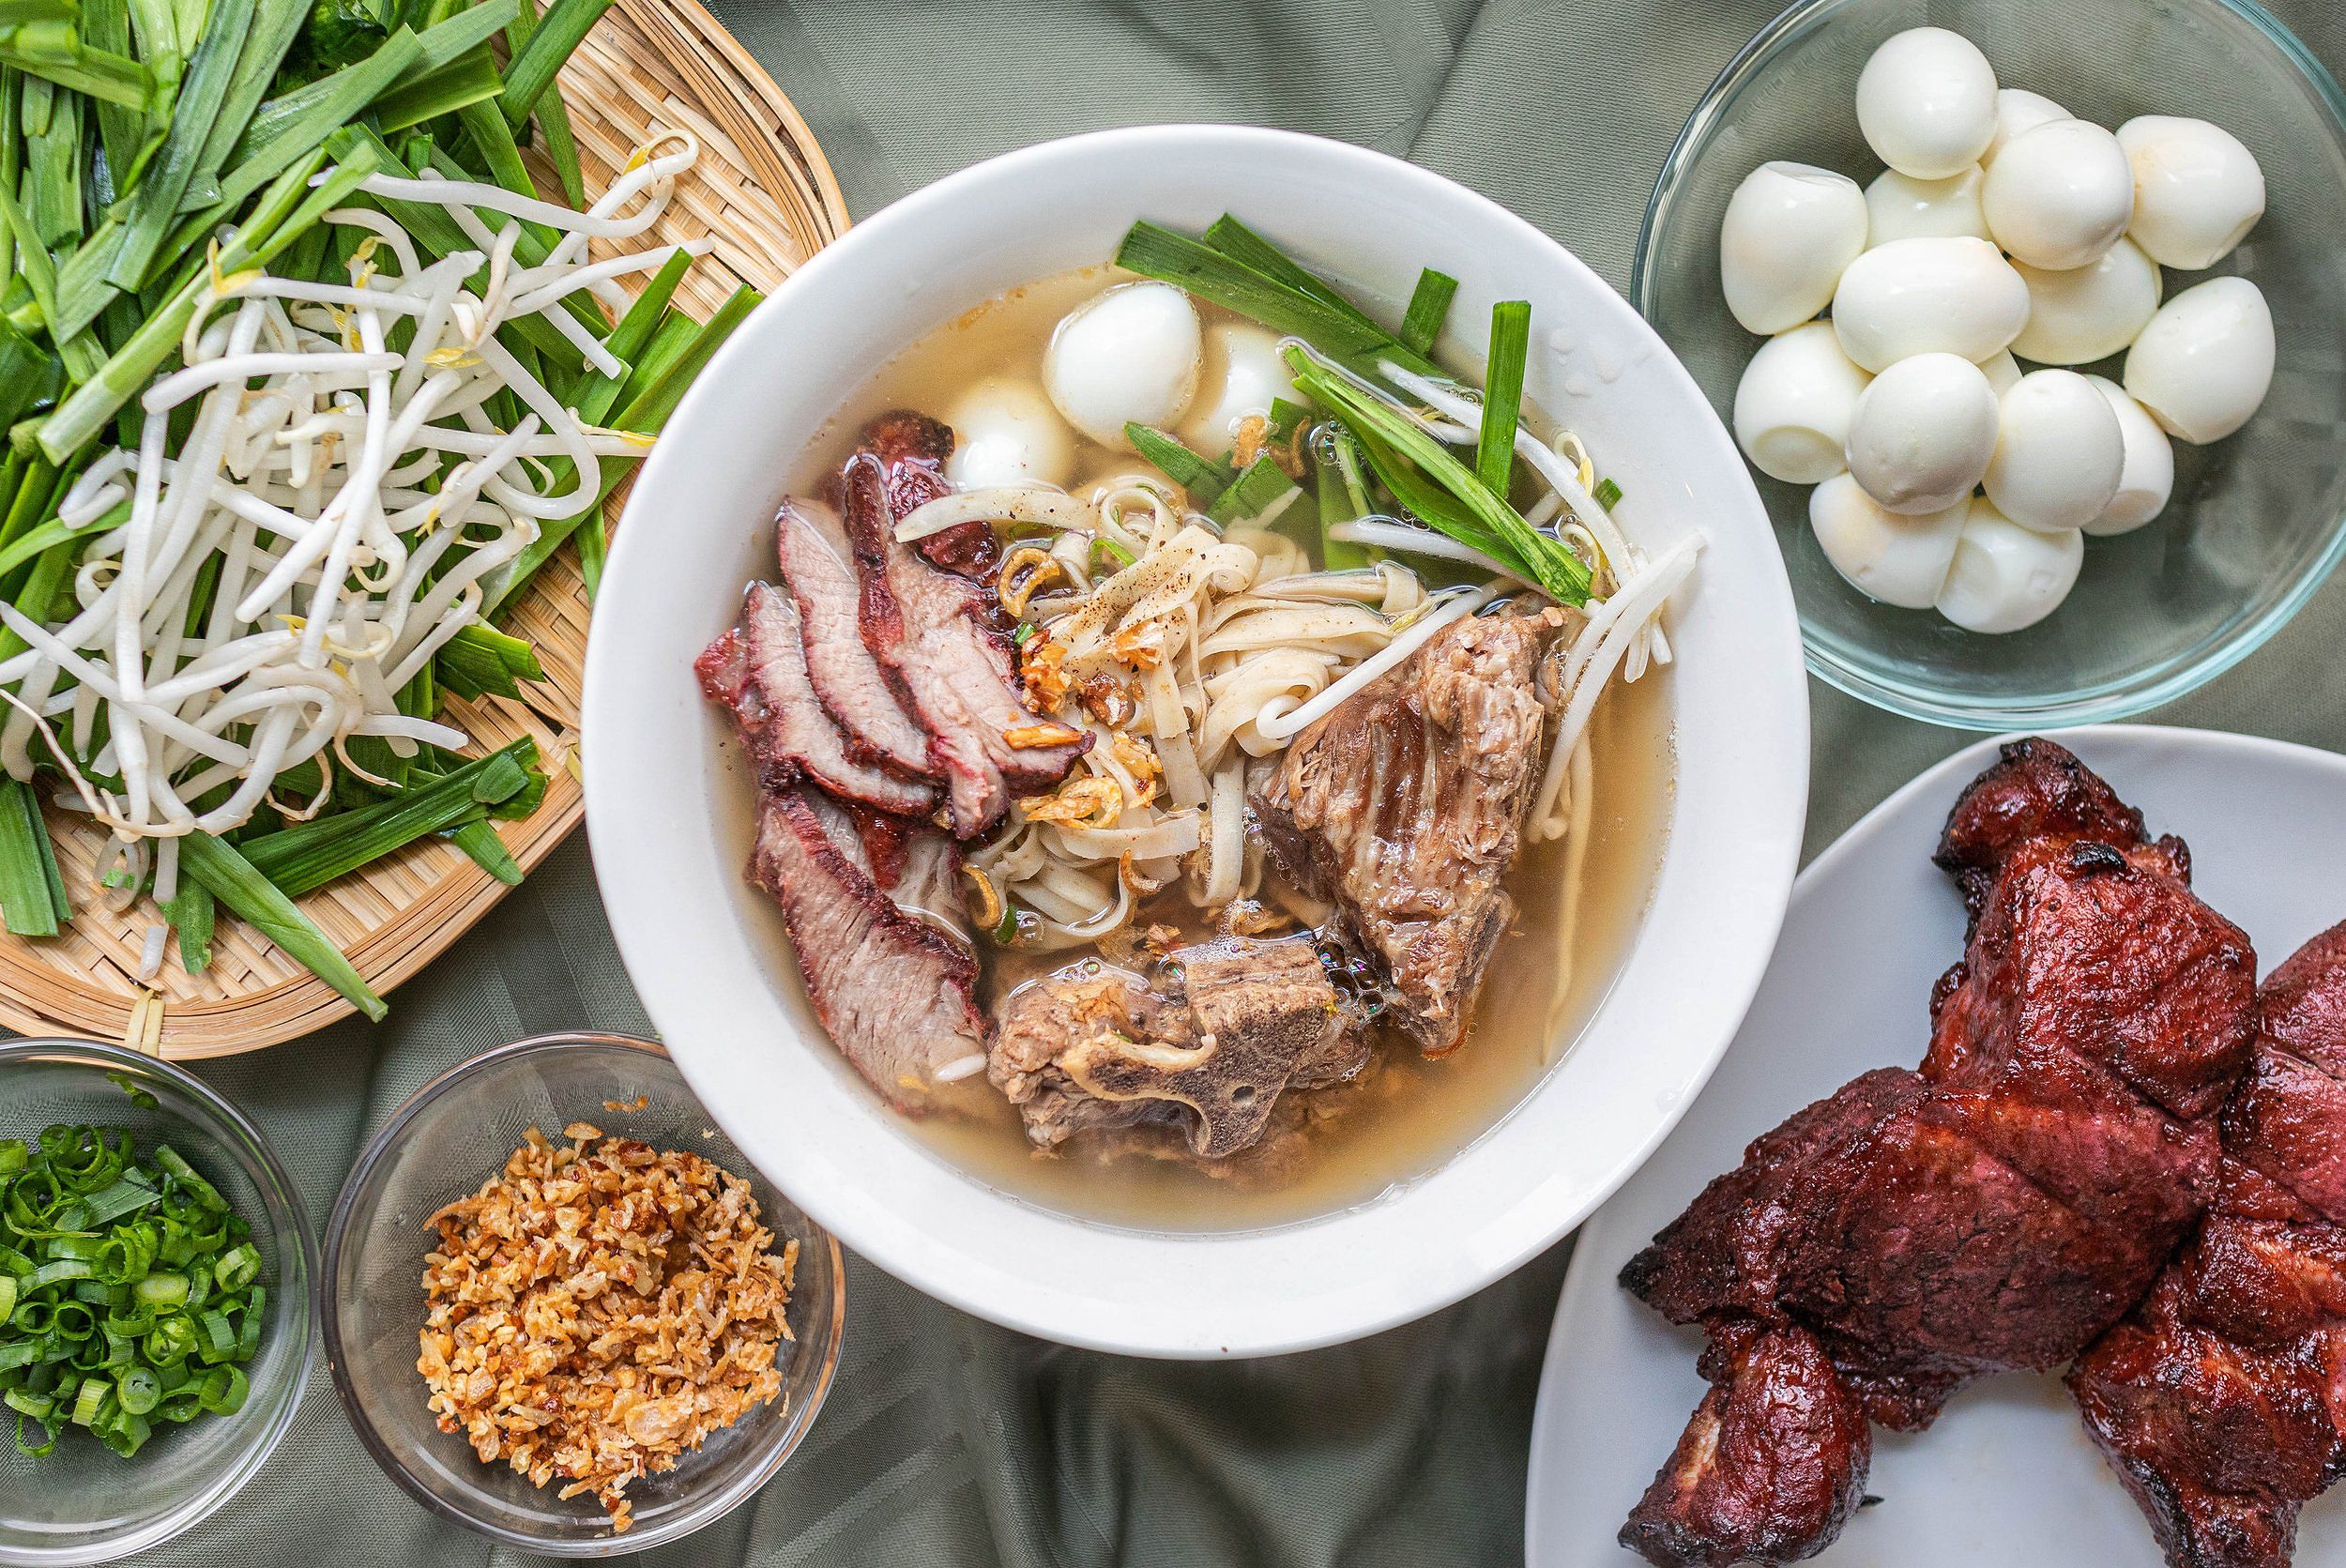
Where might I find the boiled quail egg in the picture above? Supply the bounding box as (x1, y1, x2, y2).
(2123, 276, 2275, 444)
(1809, 473, 1968, 609)
(2082, 375, 2175, 537)
(1863, 165, 1988, 244)
(1179, 323, 1297, 457)
(1732, 322, 1872, 484)
(1719, 161, 1869, 335)
(1981, 118, 2134, 270)
(1844, 353, 1999, 514)
(1982, 369, 2125, 531)
(1982, 88, 2070, 167)
(1855, 27, 1999, 180)
(1935, 498, 2084, 632)
(942, 376, 1077, 490)
(1831, 236, 2029, 372)
(2009, 239, 2161, 366)
(2116, 115, 2266, 270)
(1044, 282, 1201, 449)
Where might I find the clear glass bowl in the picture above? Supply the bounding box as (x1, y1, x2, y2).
(0, 1039, 316, 1568)
(320, 1032, 844, 1557)
(1635, 0, 2346, 727)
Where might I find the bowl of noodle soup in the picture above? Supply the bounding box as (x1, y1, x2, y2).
(584, 126, 1807, 1355)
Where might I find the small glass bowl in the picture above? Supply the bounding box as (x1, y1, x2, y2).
(0, 1039, 316, 1568)
(1635, 0, 2346, 727)
(320, 1032, 843, 1557)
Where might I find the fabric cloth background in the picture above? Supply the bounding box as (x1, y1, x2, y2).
(122, 1, 2346, 1562)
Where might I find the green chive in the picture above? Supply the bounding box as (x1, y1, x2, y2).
(178, 833, 387, 1019)
(1206, 453, 1300, 526)
(1115, 220, 1441, 379)
(446, 817, 521, 884)
(1399, 267, 1458, 358)
(1201, 213, 1379, 331)
(0, 775, 63, 936)
(1123, 421, 1232, 502)
(1475, 299, 1531, 496)
(237, 738, 537, 896)
(498, 0, 610, 128)
(1288, 348, 1589, 603)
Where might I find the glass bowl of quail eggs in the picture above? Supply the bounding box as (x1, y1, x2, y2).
(1635, 0, 2346, 728)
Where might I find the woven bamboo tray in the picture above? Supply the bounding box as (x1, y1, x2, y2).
(0, 0, 848, 1058)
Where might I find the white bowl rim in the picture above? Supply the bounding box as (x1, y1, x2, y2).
(584, 123, 1810, 1357)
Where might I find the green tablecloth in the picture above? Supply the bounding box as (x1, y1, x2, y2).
(143, 2, 2346, 1563)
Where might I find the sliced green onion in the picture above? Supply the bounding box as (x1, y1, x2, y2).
(1593, 477, 1622, 510)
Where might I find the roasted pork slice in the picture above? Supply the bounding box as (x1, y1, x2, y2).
(1622, 1320, 1872, 1568)
(697, 584, 937, 815)
(772, 496, 936, 781)
(864, 407, 995, 577)
(987, 938, 1368, 1158)
(844, 423, 1087, 836)
(1618, 740, 2259, 1567)
(2068, 921, 2346, 1568)
(1935, 735, 2190, 922)
(749, 787, 986, 1112)
(1253, 606, 1566, 1056)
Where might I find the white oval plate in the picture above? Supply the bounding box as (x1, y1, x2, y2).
(1526, 724, 2346, 1566)
(585, 126, 1807, 1358)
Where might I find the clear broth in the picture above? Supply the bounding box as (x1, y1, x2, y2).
(770, 266, 1676, 1231)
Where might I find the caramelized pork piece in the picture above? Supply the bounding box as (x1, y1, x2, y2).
(988, 939, 1367, 1158)
(2069, 921, 2346, 1568)
(862, 408, 996, 578)
(1934, 735, 2188, 922)
(1253, 607, 1567, 1055)
(1619, 740, 2259, 1566)
(1622, 1321, 1871, 1568)
(749, 788, 985, 1112)
(843, 413, 1087, 836)
(771, 497, 936, 781)
(695, 583, 937, 815)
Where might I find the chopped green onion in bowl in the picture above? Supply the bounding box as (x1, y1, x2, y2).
(0, 1123, 266, 1460)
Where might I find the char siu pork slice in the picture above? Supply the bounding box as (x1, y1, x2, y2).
(748, 786, 985, 1112)
(696, 584, 937, 815)
(1621, 1319, 1872, 1568)
(1618, 739, 2258, 1567)
(987, 938, 1368, 1158)
(2068, 921, 2346, 1568)
(1252, 606, 1568, 1057)
(772, 496, 937, 781)
(844, 414, 1087, 836)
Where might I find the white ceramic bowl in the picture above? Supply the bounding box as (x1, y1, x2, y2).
(583, 126, 1808, 1357)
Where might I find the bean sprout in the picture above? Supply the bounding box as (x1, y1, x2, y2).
(0, 138, 703, 846)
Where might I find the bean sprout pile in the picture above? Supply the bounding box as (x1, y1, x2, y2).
(0, 137, 703, 965)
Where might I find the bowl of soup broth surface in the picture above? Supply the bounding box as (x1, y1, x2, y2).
(583, 125, 1808, 1356)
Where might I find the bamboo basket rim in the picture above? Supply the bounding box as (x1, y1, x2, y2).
(0, 0, 848, 1059)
